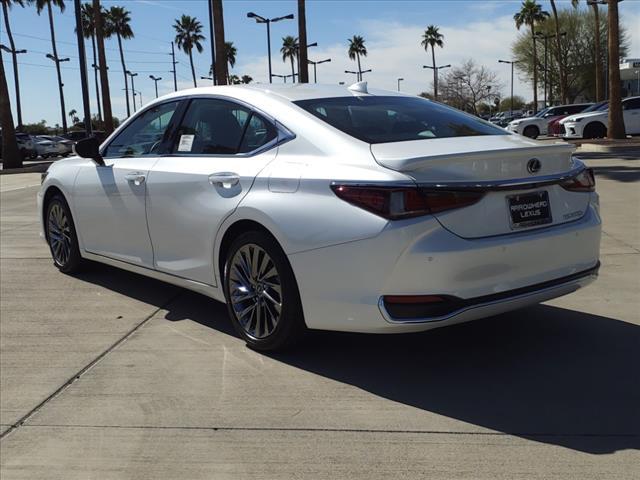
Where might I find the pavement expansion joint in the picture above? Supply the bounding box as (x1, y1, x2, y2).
(0, 292, 184, 442)
(17, 424, 640, 439)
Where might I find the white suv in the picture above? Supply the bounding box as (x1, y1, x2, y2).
(506, 104, 592, 139)
(561, 97, 640, 139)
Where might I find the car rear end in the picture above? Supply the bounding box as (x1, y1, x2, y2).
(288, 94, 600, 333)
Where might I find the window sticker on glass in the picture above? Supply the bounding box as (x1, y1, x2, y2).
(178, 134, 195, 152)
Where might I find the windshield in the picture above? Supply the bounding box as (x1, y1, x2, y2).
(294, 96, 507, 144)
(582, 101, 608, 113)
(534, 107, 551, 118)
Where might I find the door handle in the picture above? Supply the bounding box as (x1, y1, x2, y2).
(124, 172, 146, 186)
(208, 172, 240, 189)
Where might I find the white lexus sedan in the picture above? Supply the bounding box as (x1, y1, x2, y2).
(38, 83, 601, 351)
(561, 96, 640, 139)
(505, 103, 591, 138)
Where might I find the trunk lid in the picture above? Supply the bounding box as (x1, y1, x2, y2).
(371, 135, 590, 238)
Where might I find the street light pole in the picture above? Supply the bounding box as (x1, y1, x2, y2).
(247, 12, 294, 84)
(149, 75, 162, 98)
(0, 44, 27, 129)
(397, 77, 404, 91)
(422, 64, 450, 100)
(126, 71, 138, 113)
(345, 69, 371, 81)
(499, 60, 517, 116)
(45, 53, 70, 133)
(308, 58, 330, 83)
(170, 42, 178, 92)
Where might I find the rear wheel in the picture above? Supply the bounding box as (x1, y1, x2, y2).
(584, 122, 607, 139)
(523, 125, 539, 139)
(45, 195, 83, 273)
(223, 231, 305, 351)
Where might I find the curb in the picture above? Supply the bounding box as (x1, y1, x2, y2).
(0, 161, 53, 175)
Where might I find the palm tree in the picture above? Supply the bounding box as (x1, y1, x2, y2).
(421, 25, 444, 100)
(225, 41, 236, 83)
(241, 74, 253, 84)
(79, 2, 101, 121)
(106, 6, 133, 118)
(514, 0, 549, 113)
(0, 47, 22, 168)
(173, 15, 205, 88)
(68, 108, 79, 125)
(281, 36, 298, 80)
(1, 0, 26, 129)
(212, 0, 227, 86)
(347, 35, 367, 81)
(607, 0, 624, 138)
(32, 0, 68, 133)
(93, 0, 113, 134)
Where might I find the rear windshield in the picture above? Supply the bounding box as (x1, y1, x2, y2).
(294, 96, 507, 144)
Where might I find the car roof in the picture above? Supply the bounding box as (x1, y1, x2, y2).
(162, 83, 406, 103)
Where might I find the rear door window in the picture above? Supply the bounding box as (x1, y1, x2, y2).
(294, 96, 507, 144)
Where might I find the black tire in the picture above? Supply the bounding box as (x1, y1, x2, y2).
(45, 194, 84, 274)
(523, 125, 539, 139)
(584, 122, 607, 139)
(223, 231, 306, 351)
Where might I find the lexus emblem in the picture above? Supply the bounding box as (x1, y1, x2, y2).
(527, 158, 542, 174)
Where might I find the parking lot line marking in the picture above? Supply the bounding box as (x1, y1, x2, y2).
(0, 292, 183, 442)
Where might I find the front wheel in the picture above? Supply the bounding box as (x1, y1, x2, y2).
(45, 195, 83, 273)
(583, 122, 607, 139)
(523, 125, 539, 139)
(223, 231, 306, 351)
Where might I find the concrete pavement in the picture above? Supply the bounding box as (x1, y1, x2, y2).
(0, 156, 638, 478)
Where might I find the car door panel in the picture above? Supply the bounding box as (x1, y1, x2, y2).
(146, 151, 276, 285)
(145, 98, 281, 286)
(74, 158, 158, 266)
(72, 100, 182, 267)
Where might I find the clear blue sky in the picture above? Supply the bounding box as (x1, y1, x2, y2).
(2, 0, 639, 126)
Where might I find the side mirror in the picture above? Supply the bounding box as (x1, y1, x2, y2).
(73, 136, 104, 166)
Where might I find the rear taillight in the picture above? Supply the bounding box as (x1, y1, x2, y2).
(560, 168, 595, 192)
(330, 184, 484, 220)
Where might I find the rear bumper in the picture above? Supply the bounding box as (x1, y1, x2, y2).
(289, 203, 601, 334)
(379, 263, 598, 324)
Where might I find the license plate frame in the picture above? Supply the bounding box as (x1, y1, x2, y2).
(507, 190, 553, 229)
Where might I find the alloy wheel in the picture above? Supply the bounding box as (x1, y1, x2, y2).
(48, 203, 72, 266)
(228, 244, 282, 339)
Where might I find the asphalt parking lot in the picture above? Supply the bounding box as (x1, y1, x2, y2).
(0, 153, 638, 479)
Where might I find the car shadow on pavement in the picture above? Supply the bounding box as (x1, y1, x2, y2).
(270, 305, 640, 455)
(592, 165, 640, 183)
(74, 263, 639, 455)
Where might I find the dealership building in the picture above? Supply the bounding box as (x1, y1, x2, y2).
(620, 58, 640, 97)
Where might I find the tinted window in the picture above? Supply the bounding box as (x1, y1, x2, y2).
(294, 96, 507, 144)
(104, 102, 178, 158)
(623, 98, 640, 110)
(173, 99, 250, 155)
(238, 113, 277, 153)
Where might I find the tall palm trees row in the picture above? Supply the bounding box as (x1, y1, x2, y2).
(513, 0, 625, 137)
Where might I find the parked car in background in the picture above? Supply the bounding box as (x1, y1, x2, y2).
(549, 101, 608, 137)
(33, 136, 60, 158)
(14, 133, 37, 159)
(38, 135, 73, 156)
(507, 104, 592, 138)
(39, 84, 601, 351)
(562, 96, 640, 139)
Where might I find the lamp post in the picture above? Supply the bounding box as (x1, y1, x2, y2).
(0, 44, 27, 129)
(149, 75, 162, 98)
(499, 59, 518, 116)
(397, 77, 404, 91)
(272, 73, 295, 83)
(46, 53, 70, 133)
(422, 64, 450, 100)
(247, 11, 294, 84)
(535, 31, 565, 106)
(126, 71, 138, 113)
(345, 69, 371, 81)
(307, 58, 331, 83)
(297, 41, 317, 82)
(200, 75, 213, 81)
